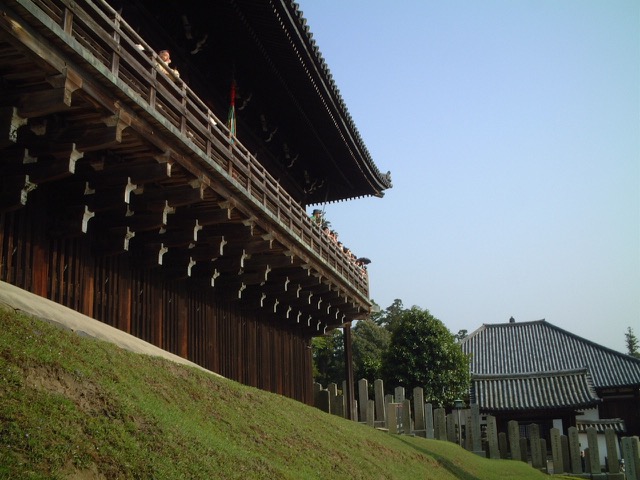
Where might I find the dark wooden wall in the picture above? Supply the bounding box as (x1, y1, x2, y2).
(0, 185, 314, 404)
(600, 389, 640, 436)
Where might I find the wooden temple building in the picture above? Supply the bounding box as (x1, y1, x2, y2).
(0, 0, 391, 409)
(461, 318, 640, 450)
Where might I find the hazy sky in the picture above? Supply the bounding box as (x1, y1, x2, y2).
(296, 0, 639, 353)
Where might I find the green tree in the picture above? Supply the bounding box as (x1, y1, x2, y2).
(625, 327, 640, 359)
(455, 329, 468, 343)
(371, 298, 404, 330)
(352, 319, 390, 384)
(312, 329, 344, 387)
(382, 306, 470, 407)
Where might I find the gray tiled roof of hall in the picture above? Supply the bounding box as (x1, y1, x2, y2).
(460, 319, 640, 389)
(471, 368, 601, 411)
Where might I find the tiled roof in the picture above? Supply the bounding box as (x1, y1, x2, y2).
(239, 0, 393, 200)
(286, 1, 393, 192)
(576, 418, 626, 433)
(461, 320, 640, 389)
(471, 369, 601, 412)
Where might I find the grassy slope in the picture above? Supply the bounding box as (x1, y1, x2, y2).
(0, 307, 575, 479)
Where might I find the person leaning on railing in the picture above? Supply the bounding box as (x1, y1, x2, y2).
(310, 209, 323, 226)
(309, 210, 368, 275)
(156, 49, 181, 81)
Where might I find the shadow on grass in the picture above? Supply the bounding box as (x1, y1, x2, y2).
(390, 436, 484, 480)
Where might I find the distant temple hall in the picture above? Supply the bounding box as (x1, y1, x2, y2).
(0, 0, 391, 408)
(461, 318, 640, 458)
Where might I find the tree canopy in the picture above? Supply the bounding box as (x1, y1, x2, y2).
(312, 300, 471, 407)
(371, 298, 404, 329)
(381, 306, 470, 407)
(352, 319, 390, 384)
(311, 329, 344, 387)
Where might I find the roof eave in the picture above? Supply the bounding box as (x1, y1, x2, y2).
(278, 0, 392, 195)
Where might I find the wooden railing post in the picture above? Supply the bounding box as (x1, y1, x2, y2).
(110, 13, 121, 77)
(62, 6, 73, 34)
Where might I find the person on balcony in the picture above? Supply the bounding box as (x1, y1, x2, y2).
(310, 209, 323, 226)
(156, 50, 180, 80)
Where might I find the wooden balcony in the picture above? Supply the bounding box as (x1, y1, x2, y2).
(0, 0, 371, 330)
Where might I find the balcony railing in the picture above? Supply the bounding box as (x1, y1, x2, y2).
(14, 0, 369, 299)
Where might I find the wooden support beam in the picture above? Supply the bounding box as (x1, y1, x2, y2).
(268, 265, 323, 290)
(130, 228, 195, 249)
(12, 70, 82, 118)
(0, 106, 27, 148)
(0, 146, 37, 168)
(96, 209, 166, 233)
(129, 182, 204, 211)
(17, 87, 73, 118)
(29, 144, 83, 184)
(0, 142, 83, 184)
(239, 289, 283, 313)
(236, 264, 272, 286)
(181, 242, 222, 262)
(93, 225, 136, 256)
(197, 226, 250, 254)
(48, 204, 94, 238)
(260, 233, 275, 249)
(271, 297, 283, 316)
(152, 242, 224, 278)
(219, 236, 272, 258)
(210, 253, 246, 274)
(248, 276, 289, 297)
(0, 174, 36, 211)
(82, 178, 137, 211)
(244, 252, 296, 270)
(166, 206, 230, 230)
(74, 125, 121, 152)
(81, 160, 172, 187)
(102, 110, 132, 142)
(20, 139, 79, 159)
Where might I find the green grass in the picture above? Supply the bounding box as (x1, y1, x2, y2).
(0, 307, 578, 479)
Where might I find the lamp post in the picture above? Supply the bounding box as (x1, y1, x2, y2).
(454, 398, 465, 447)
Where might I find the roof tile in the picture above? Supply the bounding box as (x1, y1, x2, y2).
(461, 320, 640, 389)
(472, 369, 601, 411)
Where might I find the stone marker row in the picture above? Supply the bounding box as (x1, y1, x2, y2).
(314, 379, 639, 478)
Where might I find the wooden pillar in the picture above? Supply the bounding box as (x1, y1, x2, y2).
(118, 275, 132, 334)
(178, 293, 188, 358)
(205, 303, 216, 371)
(153, 287, 163, 349)
(343, 322, 355, 420)
(31, 240, 48, 298)
(81, 268, 95, 317)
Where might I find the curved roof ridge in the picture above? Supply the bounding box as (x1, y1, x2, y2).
(462, 319, 546, 343)
(484, 318, 547, 327)
(473, 318, 640, 363)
